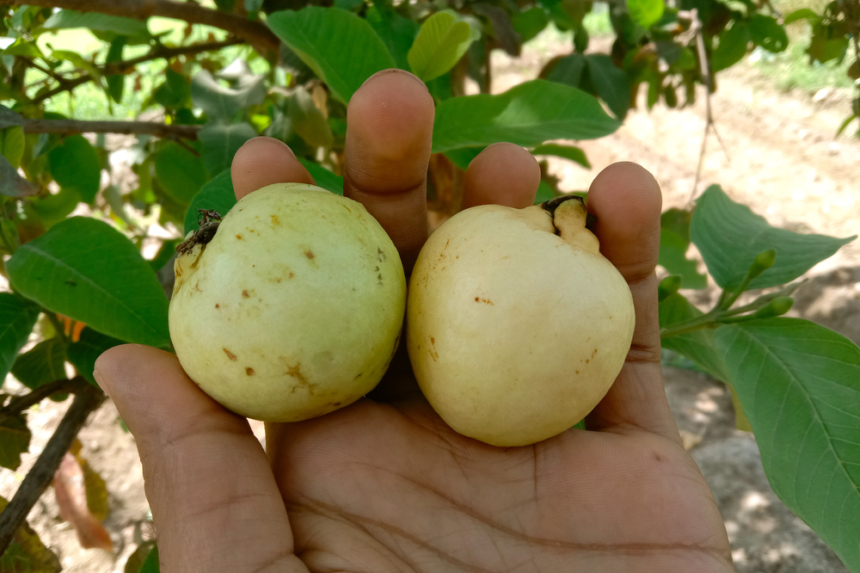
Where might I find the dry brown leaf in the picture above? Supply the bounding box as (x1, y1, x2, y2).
(53, 453, 113, 552)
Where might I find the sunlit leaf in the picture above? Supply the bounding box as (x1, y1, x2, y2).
(7, 218, 171, 348)
(268, 7, 394, 104)
(408, 11, 477, 82)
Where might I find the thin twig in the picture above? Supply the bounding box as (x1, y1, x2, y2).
(681, 9, 730, 205)
(0, 382, 105, 554)
(0, 377, 86, 416)
(6, 0, 279, 54)
(31, 39, 243, 105)
(22, 118, 201, 140)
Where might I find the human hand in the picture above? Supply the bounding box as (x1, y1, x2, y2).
(94, 69, 734, 573)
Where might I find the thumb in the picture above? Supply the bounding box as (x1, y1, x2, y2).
(94, 344, 307, 573)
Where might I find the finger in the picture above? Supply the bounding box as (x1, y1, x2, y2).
(583, 163, 680, 442)
(231, 136, 314, 200)
(343, 69, 435, 272)
(461, 143, 541, 210)
(94, 345, 308, 573)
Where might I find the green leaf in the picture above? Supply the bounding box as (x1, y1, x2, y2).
(67, 328, 124, 386)
(512, 7, 549, 44)
(289, 87, 333, 148)
(711, 22, 750, 72)
(584, 54, 630, 120)
(408, 12, 477, 82)
(154, 69, 190, 110)
(140, 545, 160, 573)
(432, 79, 620, 153)
(297, 159, 344, 195)
(534, 180, 555, 204)
(784, 8, 819, 25)
(6, 217, 171, 348)
(48, 135, 102, 204)
(334, 0, 363, 11)
(0, 293, 41, 381)
(155, 142, 209, 204)
(191, 71, 265, 121)
(0, 125, 25, 168)
(366, 3, 418, 70)
(627, 0, 664, 29)
(532, 143, 590, 168)
(715, 318, 860, 571)
(0, 105, 24, 130)
(807, 24, 848, 64)
(11, 337, 67, 390)
(245, 0, 265, 11)
(659, 208, 707, 289)
(444, 147, 484, 170)
(690, 185, 855, 290)
(184, 170, 237, 235)
(42, 10, 150, 37)
(30, 187, 82, 229)
(749, 14, 788, 53)
(659, 293, 731, 381)
(198, 121, 256, 176)
(267, 7, 395, 104)
(547, 53, 586, 87)
(0, 154, 37, 198)
(106, 37, 127, 104)
(0, 414, 31, 470)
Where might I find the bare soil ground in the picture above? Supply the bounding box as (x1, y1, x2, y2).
(2, 37, 858, 572)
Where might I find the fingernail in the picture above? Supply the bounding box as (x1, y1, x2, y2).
(362, 68, 429, 92)
(240, 136, 296, 157)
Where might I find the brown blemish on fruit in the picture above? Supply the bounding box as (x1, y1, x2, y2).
(474, 297, 494, 305)
(236, 234, 243, 240)
(223, 348, 237, 361)
(585, 359, 590, 364)
(242, 290, 250, 298)
(576, 370, 579, 374)
(215, 303, 220, 309)
(377, 248, 386, 262)
(430, 337, 435, 345)
(245, 367, 255, 376)
(305, 250, 315, 259)
(271, 215, 280, 225)
(289, 272, 294, 279)
(429, 349, 438, 362)
(342, 204, 352, 213)
(193, 281, 202, 293)
(285, 363, 317, 395)
(333, 401, 342, 406)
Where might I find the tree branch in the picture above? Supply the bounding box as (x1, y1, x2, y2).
(7, 0, 279, 54)
(22, 118, 201, 140)
(31, 39, 243, 105)
(0, 381, 105, 555)
(0, 377, 85, 416)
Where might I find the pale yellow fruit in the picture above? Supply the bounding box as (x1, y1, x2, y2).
(169, 183, 406, 422)
(407, 196, 634, 446)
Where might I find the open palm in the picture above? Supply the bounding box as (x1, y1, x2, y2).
(95, 70, 733, 573)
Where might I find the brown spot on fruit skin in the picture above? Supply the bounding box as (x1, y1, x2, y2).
(305, 250, 315, 259)
(377, 248, 386, 262)
(215, 304, 220, 309)
(474, 297, 494, 305)
(289, 272, 294, 279)
(246, 367, 255, 376)
(430, 337, 435, 345)
(271, 215, 280, 225)
(284, 363, 318, 395)
(242, 290, 250, 298)
(236, 234, 243, 240)
(223, 348, 237, 361)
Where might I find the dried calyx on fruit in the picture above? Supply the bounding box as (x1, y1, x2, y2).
(169, 183, 406, 422)
(406, 195, 635, 447)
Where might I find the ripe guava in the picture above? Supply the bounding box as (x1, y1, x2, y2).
(169, 183, 406, 422)
(406, 196, 635, 446)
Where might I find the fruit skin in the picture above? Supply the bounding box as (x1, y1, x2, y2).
(169, 183, 406, 422)
(406, 197, 634, 447)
